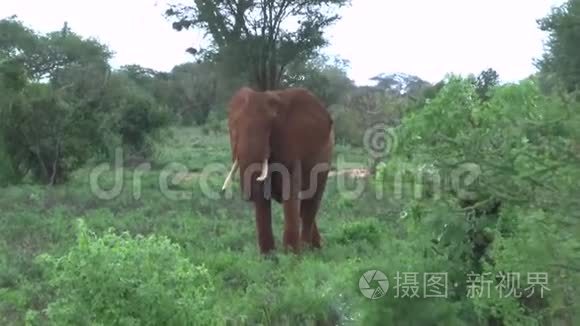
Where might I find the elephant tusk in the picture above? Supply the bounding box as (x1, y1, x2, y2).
(221, 159, 238, 191)
(256, 158, 269, 181)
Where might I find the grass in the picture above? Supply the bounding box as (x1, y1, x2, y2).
(0, 126, 440, 325)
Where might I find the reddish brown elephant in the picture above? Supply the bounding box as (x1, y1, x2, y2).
(221, 87, 334, 254)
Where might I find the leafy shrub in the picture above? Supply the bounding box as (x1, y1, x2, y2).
(334, 219, 382, 246)
(99, 73, 171, 159)
(0, 20, 170, 185)
(331, 105, 365, 147)
(33, 220, 214, 325)
(375, 75, 580, 324)
(202, 117, 226, 135)
(0, 135, 20, 185)
(1, 83, 101, 184)
(473, 206, 580, 324)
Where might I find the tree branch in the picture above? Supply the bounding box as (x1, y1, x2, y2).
(49, 138, 60, 186)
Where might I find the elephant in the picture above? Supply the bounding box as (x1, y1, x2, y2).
(221, 86, 334, 254)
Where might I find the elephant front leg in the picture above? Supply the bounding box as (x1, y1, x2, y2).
(254, 198, 275, 254)
(282, 163, 302, 253)
(282, 197, 301, 253)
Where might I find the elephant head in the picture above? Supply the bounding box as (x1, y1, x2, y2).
(221, 87, 282, 199)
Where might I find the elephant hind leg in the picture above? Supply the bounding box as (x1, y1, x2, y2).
(311, 220, 321, 248)
(300, 169, 328, 249)
(300, 197, 323, 249)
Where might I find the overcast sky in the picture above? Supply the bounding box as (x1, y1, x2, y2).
(1, 0, 566, 85)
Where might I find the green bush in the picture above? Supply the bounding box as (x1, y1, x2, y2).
(334, 219, 382, 246)
(331, 105, 365, 147)
(1, 83, 101, 184)
(0, 135, 20, 185)
(201, 117, 226, 135)
(33, 220, 214, 325)
(99, 73, 171, 159)
(374, 75, 580, 324)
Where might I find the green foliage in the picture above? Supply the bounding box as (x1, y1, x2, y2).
(165, 0, 351, 90)
(119, 62, 220, 126)
(473, 68, 500, 101)
(0, 19, 170, 184)
(0, 17, 112, 81)
(2, 5, 580, 326)
(334, 219, 381, 246)
(377, 75, 580, 324)
(331, 104, 366, 146)
(170, 62, 218, 125)
(1, 83, 100, 184)
(33, 220, 214, 325)
(371, 72, 431, 98)
(0, 18, 114, 184)
(353, 228, 468, 326)
(474, 206, 580, 324)
(283, 54, 354, 106)
(398, 76, 580, 212)
(331, 84, 412, 147)
(0, 119, 578, 325)
(0, 135, 20, 185)
(100, 72, 171, 157)
(0, 57, 27, 92)
(537, 0, 580, 93)
(202, 117, 227, 136)
(0, 57, 26, 185)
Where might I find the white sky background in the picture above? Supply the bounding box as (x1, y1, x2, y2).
(0, 0, 567, 85)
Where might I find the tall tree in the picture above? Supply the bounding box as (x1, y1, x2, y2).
(170, 62, 218, 125)
(474, 68, 499, 101)
(0, 17, 111, 82)
(370, 72, 432, 99)
(536, 0, 580, 93)
(164, 0, 350, 91)
(0, 17, 114, 184)
(283, 54, 354, 106)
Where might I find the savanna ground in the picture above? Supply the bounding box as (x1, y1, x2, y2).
(2, 83, 580, 325)
(0, 126, 405, 325)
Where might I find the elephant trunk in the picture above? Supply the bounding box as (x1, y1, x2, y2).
(223, 117, 272, 198)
